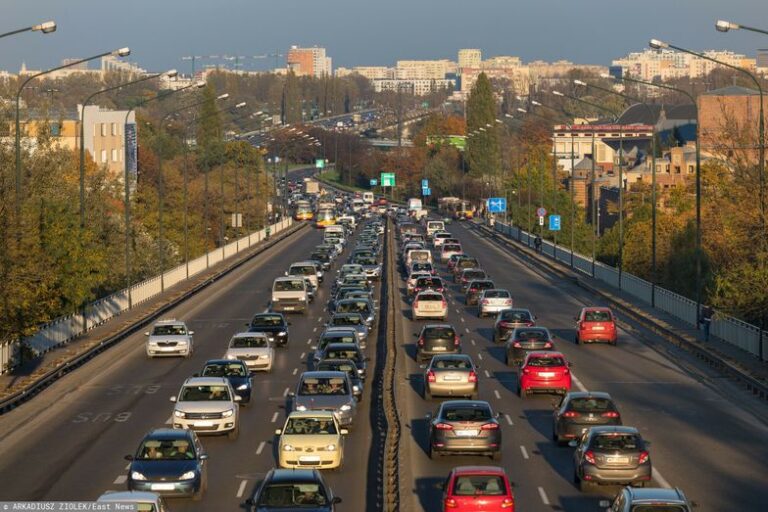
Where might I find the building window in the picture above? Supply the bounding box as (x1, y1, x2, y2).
(111, 123, 117, 136)
(112, 149, 118, 162)
(101, 123, 107, 136)
(101, 149, 108, 163)
(50, 123, 60, 136)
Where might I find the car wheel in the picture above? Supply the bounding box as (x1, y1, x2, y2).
(228, 423, 240, 441)
(573, 470, 581, 485)
(610, 339, 618, 346)
(478, 311, 483, 318)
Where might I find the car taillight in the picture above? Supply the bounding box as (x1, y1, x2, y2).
(638, 451, 650, 464)
(562, 411, 580, 418)
(469, 288, 477, 293)
(480, 422, 498, 430)
(512, 342, 522, 348)
(427, 370, 436, 382)
(454, 335, 460, 346)
(481, 299, 490, 305)
(505, 299, 513, 305)
(522, 368, 531, 375)
(444, 498, 457, 508)
(468, 371, 478, 382)
(584, 450, 596, 464)
(544, 342, 552, 348)
(435, 422, 453, 430)
(602, 411, 620, 418)
(418, 337, 424, 346)
(526, 322, 534, 326)
(501, 498, 514, 508)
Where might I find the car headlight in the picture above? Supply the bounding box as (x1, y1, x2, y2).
(296, 405, 307, 411)
(272, 297, 279, 301)
(174, 410, 185, 418)
(221, 409, 234, 418)
(282, 444, 295, 451)
(352, 385, 360, 392)
(236, 384, 249, 391)
(131, 471, 147, 481)
(326, 444, 337, 451)
(278, 331, 287, 336)
(225, 354, 237, 360)
(179, 471, 196, 480)
(358, 369, 364, 374)
(340, 404, 352, 411)
(367, 316, 374, 323)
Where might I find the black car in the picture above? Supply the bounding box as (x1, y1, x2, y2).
(318, 342, 369, 379)
(126, 428, 208, 500)
(427, 400, 501, 460)
(245, 468, 342, 511)
(505, 327, 554, 366)
(247, 313, 290, 346)
(493, 308, 536, 343)
(199, 359, 252, 404)
(465, 280, 495, 306)
(316, 358, 364, 401)
(553, 391, 621, 444)
(416, 324, 461, 363)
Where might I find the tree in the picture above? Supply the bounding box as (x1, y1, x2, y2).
(466, 73, 501, 191)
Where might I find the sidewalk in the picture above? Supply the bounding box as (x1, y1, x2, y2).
(470, 220, 768, 387)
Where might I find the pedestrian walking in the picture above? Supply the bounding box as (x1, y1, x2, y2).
(700, 305, 714, 341)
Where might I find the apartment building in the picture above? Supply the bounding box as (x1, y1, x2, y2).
(286, 46, 332, 77)
(612, 48, 756, 81)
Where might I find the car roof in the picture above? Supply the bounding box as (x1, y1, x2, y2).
(451, 465, 508, 476)
(153, 319, 186, 326)
(565, 391, 613, 400)
(145, 428, 193, 440)
(582, 306, 613, 312)
(204, 359, 247, 366)
(232, 331, 269, 339)
(525, 351, 565, 359)
(252, 312, 285, 319)
(183, 376, 230, 386)
(332, 312, 363, 318)
(589, 425, 640, 435)
(299, 371, 348, 379)
(267, 468, 323, 484)
(286, 410, 337, 420)
(440, 399, 491, 408)
(323, 342, 360, 350)
(97, 491, 160, 502)
(625, 487, 688, 504)
(292, 261, 319, 267)
(423, 323, 454, 329)
(431, 354, 471, 361)
(317, 358, 359, 368)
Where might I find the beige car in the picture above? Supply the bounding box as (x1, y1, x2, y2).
(412, 291, 448, 321)
(275, 411, 348, 470)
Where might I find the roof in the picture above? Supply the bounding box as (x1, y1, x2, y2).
(703, 85, 760, 96)
(154, 319, 185, 326)
(145, 428, 193, 440)
(440, 399, 491, 407)
(267, 468, 322, 483)
(625, 487, 688, 504)
(588, 425, 641, 435)
(286, 410, 337, 419)
(299, 370, 348, 379)
(617, 103, 697, 124)
(183, 376, 229, 386)
(232, 331, 269, 338)
(451, 465, 508, 476)
(565, 391, 612, 400)
(204, 359, 247, 366)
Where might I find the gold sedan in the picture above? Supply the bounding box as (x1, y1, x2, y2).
(275, 411, 348, 470)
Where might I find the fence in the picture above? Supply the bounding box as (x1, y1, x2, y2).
(492, 221, 768, 362)
(0, 218, 293, 375)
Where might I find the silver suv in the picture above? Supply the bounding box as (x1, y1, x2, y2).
(290, 371, 357, 427)
(145, 320, 194, 358)
(170, 377, 241, 439)
(604, 487, 693, 512)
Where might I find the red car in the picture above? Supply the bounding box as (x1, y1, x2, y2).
(575, 307, 618, 345)
(518, 351, 571, 398)
(442, 466, 514, 511)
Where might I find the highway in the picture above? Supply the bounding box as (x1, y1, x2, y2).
(0, 221, 378, 511)
(394, 220, 768, 512)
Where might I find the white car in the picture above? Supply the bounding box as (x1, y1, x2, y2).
(145, 319, 194, 358)
(432, 232, 452, 248)
(407, 271, 432, 296)
(97, 491, 169, 511)
(170, 377, 241, 439)
(478, 289, 514, 317)
(224, 332, 274, 371)
(412, 291, 448, 321)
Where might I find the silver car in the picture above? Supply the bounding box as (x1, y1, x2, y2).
(224, 332, 274, 371)
(290, 371, 357, 427)
(145, 319, 194, 358)
(170, 377, 241, 439)
(478, 289, 514, 318)
(326, 313, 369, 347)
(422, 354, 479, 400)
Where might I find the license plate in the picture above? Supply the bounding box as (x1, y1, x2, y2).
(592, 325, 605, 331)
(539, 372, 555, 377)
(456, 429, 479, 437)
(194, 421, 214, 427)
(284, 306, 295, 310)
(443, 376, 461, 381)
(607, 457, 629, 463)
(432, 346, 446, 351)
(299, 456, 321, 462)
(151, 483, 175, 491)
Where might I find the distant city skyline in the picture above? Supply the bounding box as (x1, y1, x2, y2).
(1, 0, 766, 73)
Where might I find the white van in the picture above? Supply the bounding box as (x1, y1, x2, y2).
(271, 277, 309, 314)
(286, 262, 320, 289)
(406, 249, 433, 269)
(426, 220, 445, 239)
(362, 192, 374, 204)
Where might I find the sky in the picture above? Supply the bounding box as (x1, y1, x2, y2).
(1, 0, 767, 74)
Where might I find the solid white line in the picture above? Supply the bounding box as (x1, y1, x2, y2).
(236, 479, 247, 498)
(653, 467, 673, 488)
(271, 412, 279, 423)
(537, 487, 550, 505)
(504, 414, 514, 426)
(493, 389, 501, 400)
(313, 327, 317, 332)
(470, 339, 476, 346)
(477, 353, 484, 361)
(292, 368, 298, 376)
(571, 372, 587, 392)
(113, 475, 127, 485)
(520, 445, 530, 459)
(256, 441, 266, 455)
(283, 387, 290, 397)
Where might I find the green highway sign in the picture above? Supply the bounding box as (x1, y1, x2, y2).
(380, 172, 396, 187)
(315, 159, 325, 169)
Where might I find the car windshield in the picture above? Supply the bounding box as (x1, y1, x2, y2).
(283, 417, 338, 435)
(231, 336, 269, 348)
(341, 265, 362, 274)
(570, 397, 614, 412)
(274, 280, 304, 291)
(443, 244, 461, 251)
(452, 475, 505, 496)
(585, 310, 612, 322)
(484, 290, 510, 298)
(258, 483, 328, 507)
(290, 266, 315, 276)
(501, 310, 532, 322)
(432, 358, 471, 370)
(325, 349, 360, 361)
(138, 439, 196, 461)
(412, 263, 432, 272)
(527, 356, 566, 367)
(631, 507, 687, 512)
(332, 315, 362, 326)
(470, 281, 494, 290)
(463, 271, 486, 280)
(179, 385, 231, 401)
(322, 333, 357, 344)
(299, 377, 349, 396)
(418, 294, 443, 302)
(442, 405, 492, 421)
(317, 361, 357, 374)
(358, 257, 377, 265)
(516, 329, 549, 340)
(337, 301, 370, 314)
(424, 327, 455, 339)
(417, 278, 442, 287)
(250, 315, 283, 327)
(152, 325, 186, 336)
(593, 433, 641, 451)
(202, 363, 247, 377)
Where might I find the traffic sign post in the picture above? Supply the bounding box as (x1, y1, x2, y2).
(549, 215, 561, 231)
(315, 159, 325, 169)
(536, 207, 547, 218)
(380, 172, 396, 187)
(487, 197, 507, 213)
(538, 216, 544, 226)
(422, 187, 431, 196)
(421, 179, 429, 189)
(370, 178, 378, 186)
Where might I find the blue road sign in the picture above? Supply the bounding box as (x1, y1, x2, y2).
(421, 179, 429, 188)
(422, 187, 431, 196)
(370, 178, 378, 186)
(549, 215, 561, 231)
(487, 197, 507, 213)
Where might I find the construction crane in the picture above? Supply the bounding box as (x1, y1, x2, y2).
(220, 52, 284, 72)
(181, 55, 220, 78)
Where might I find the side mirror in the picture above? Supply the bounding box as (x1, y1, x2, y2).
(234, 395, 242, 402)
(275, 429, 282, 435)
(124, 454, 134, 461)
(169, 396, 177, 402)
(284, 271, 289, 276)
(568, 440, 578, 448)
(340, 428, 349, 435)
(188, 331, 195, 335)
(199, 454, 209, 460)
(331, 497, 343, 505)
(244, 499, 255, 506)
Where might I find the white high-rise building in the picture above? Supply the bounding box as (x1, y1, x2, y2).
(458, 49, 482, 70)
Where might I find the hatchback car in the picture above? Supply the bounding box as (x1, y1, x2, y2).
(144, 319, 194, 358)
(316, 359, 364, 401)
(553, 392, 622, 444)
(493, 308, 536, 343)
(126, 428, 208, 500)
(465, 280, 495, 306)
(441, 243, 463, 263)
(451, 257, 481, 278)
(412, 291, 448, 321)
(518, 351, 572, 398)
(607, 486, 693, 512)
(416, 324, 461, 363)
(244, 468, 342, 511)
(428, 400, 502, 460)
(407, 271, 433, 296)
(326, 313, 369, 346)
(412, 275, 445, 296)
(576, 307, 618, 345)
(441, 466, 514, 511)
(334, 298, 376, 326)
(290, 371, 357, 427)
(572, 426, 652, 491)
(505, 327, 555, 366)
(199, 359, 252, 404)
(432, 232, 453, 248)
(224, 332, 274, 372)
(170, 377, 241, 439)
(313, 329, 359, 362)
(423, 354, 479, 400)
(459, 269, 488, 291)
(246, 313, 289, 346)
(447, 254, 473, 273)
(276, 411, 348, 470)
(478, 289, 514, 318)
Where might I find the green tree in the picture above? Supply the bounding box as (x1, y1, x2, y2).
(466, 73, 501, 190)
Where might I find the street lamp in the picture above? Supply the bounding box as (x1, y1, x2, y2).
(0, 20, 56, 39)
(715, 19, 768, 35)
(14, 47, 130, 241)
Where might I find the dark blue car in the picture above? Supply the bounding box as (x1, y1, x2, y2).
(199, 359, 252, 404)
(244, 468, 341, 511)
(126, 428, 208, 501)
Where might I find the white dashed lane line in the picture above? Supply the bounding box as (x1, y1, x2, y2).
(283, 387, 290, 397)
(306, 339, 312, 345)
(484, 370, 491, 379)
(470, 339, 476, 346)
(653, 468, 673, 488)
(164, 415, 173, 425)
(236, 479, 248, 498)
(317, 316, 323, 322)
(292, 368, 298, 376)
(477, 353, 483, 361)
(538, 487, 550, 505)
(464, 327, 470, 333)
(571, 372, 587, 392)
(520, 445, 530, 459)
(300, 352, 306, 359)
(113, 475, 127, 485)
(271, 412, 279, 423)
(504, 414, 514, 426)
(493, 389, 501, 400)
(460, 317, 465, 323)
(313, 327, 317, 333)
(256, 441, 266, 455)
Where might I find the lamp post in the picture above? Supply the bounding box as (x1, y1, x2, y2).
(14, 48, 130, 240)
(79, 67, 177, 228)
(518, 107, 556, 242)
(0, 20, 56, 40)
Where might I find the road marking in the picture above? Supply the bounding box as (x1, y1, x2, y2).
(300, 352, 306, 359)
(292, 368, 298, 376)
(113, 475, 127, 485)
(477, 353, 484, 361)
(283, 387, 290, 397)
(571, 372, 587, 392)
(504, 414, 514, 426)
(455, 308, 460, 314)
(493, 389, 501, 400)
(271, 412, 279, 423)
(520, 445, 530, 459)
(470, 339, 476, 346)
(306, 339, 312, 345)
(165, 415, 173, 425)
(256, 441, 266, 455)
(317, 316, 323, 322)
(313, 327, 317, 332)
(484, 370, 491, 378)
(537, 487, 550, 506)
(125, 464, 130, 470)
(460, 317, 465, 323)
(653, 467, 673, 488)
(236, 479, 247, 498)
(464, 327, 470, 333)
